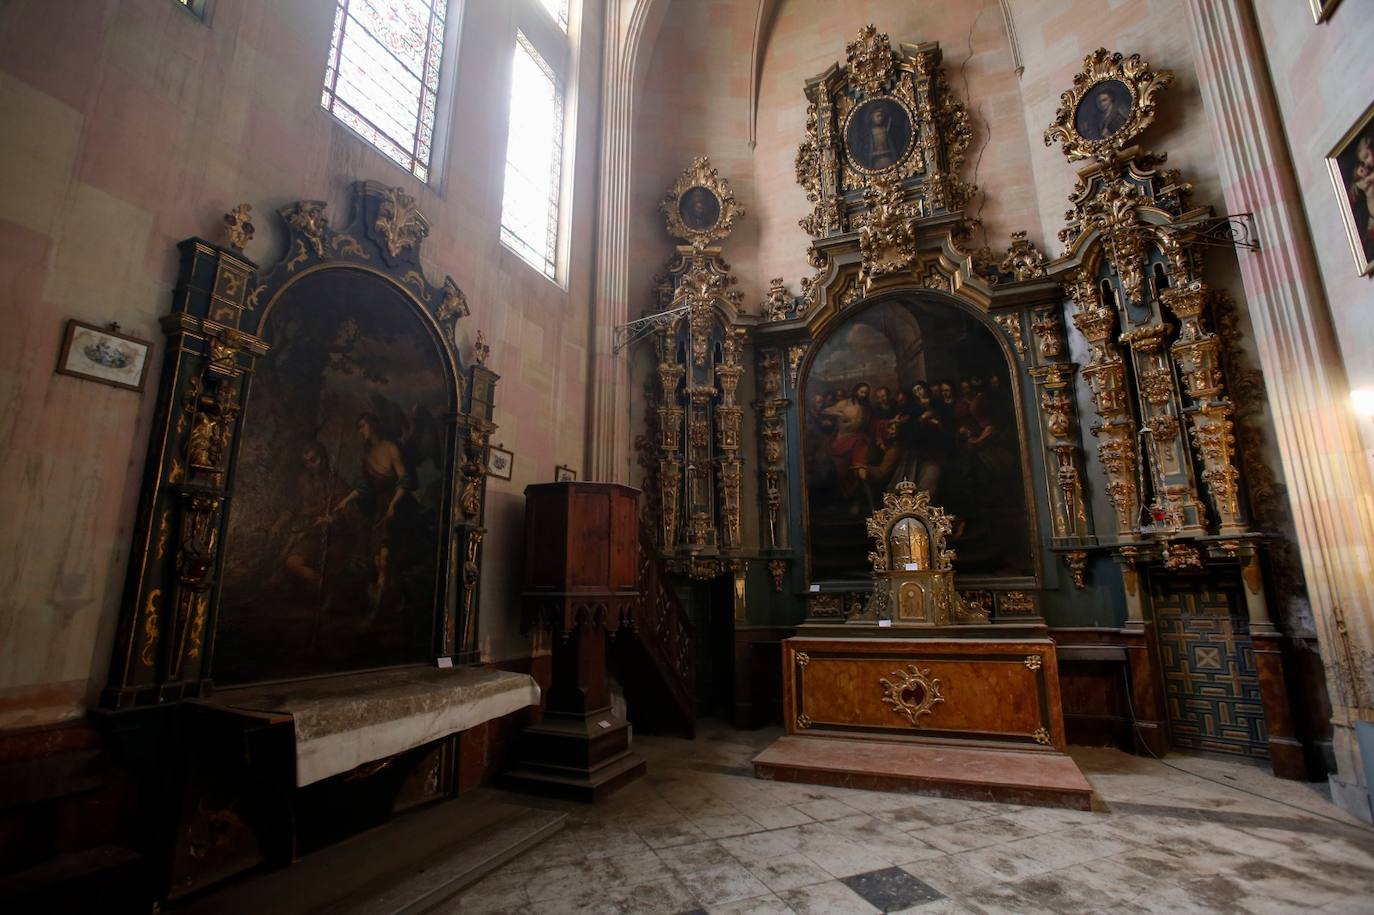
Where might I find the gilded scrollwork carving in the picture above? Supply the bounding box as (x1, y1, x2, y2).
(374, 185, 430, 259)
(282, 200, 328, 258)
(222, 203, 255, 252)
(994, 313, 1027, 363)
(879, 665, 945, 726)
(998, 231, 1048, 282)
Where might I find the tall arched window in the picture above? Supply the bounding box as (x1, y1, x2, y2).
(321, 0, 458, 183)
(500, 1, 578, 282)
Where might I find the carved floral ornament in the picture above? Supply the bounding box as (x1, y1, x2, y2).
(1044, 48, 1174, 162)
(661, 156, 744, 250)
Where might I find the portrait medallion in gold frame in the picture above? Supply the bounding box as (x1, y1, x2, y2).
(661, 156, 743, 249)
(843, 95, 916, 175)
(1044, 48, 1173, 162)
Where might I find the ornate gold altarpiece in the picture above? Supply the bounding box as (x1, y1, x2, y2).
(636, 27, 1306, 785)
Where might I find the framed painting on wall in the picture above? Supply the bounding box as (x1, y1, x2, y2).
(1326, 99, 1374, 276)
(55, 319, 153, 392)
(1310, 0, 1343, 23)
(488, 445, 514, 480)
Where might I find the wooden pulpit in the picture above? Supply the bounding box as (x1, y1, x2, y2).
(503, 482, 646, 800)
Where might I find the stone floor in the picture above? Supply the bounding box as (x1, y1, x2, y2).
(443, 722, 1374, 914)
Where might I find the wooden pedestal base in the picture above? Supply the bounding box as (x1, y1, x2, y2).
(502, 710, 646, 802)
(754, 735, 1093, 810)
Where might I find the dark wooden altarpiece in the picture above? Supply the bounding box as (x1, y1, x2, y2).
(95, 181, 499, 898)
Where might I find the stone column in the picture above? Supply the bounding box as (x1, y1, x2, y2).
(1185, 0, 1374, 821)
(586, 0, 670, 483)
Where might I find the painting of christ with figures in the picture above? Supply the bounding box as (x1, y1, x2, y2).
(217, 269, 453, 685)
(802, 297, 1035, 583)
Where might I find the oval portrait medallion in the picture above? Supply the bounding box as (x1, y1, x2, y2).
(845, 97, 914, 174)
(1073, 78, 1134, 141)
(677, 186, 722, 232)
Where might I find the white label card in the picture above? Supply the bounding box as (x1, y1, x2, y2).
(436, 657, 453, 668)
(878, 620, 893, 628)
(597, 720, 612, 730)
(809, 584, 821, 592)
(903, 563, 919, 571)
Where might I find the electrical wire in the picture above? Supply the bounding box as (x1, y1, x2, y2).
(1118, 667, 1368, 830)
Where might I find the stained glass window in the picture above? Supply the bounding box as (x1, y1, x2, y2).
(322, 0, 449, 182)
(499, 32, 564, 279)
(538, 0, 569, 32)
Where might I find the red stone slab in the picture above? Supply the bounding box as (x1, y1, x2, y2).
(753, 735, 1094, 810)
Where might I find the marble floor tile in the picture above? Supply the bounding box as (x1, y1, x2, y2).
(638, 820, 710, 849)
(689, 861, 774, 906)
(842, 866, 945, 911)
(656, 838, 740, 876)
(779, 879, 883, 914)
(736, 804, 813, 830)
(792, 797, 862, 821)
(952, 844, 1060, 881)
(703, 893, 795, 915)
(745, 855, 833, 893)
(910, 814, 1038, 853)
(717, 827, 807, 865)
(694, 813, 767, 838)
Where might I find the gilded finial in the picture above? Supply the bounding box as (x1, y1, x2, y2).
(473, 330, 490, 366)
(223, 204, 255, 252)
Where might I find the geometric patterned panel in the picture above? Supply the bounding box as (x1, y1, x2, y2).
(1152, 576, 1269, 759)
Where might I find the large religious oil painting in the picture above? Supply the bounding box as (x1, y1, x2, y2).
(802, 296, 1034, 583)
(216, 268, 453, 685)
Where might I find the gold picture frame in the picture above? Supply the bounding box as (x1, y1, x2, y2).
(1310, 0, 1344, 23)
(661, 156, 743, 250)
(56, 319, 154, 392)
(1044, 48, 1173, 162)
(554, 464, 577, 482)
(1326, 98, 1374, 276)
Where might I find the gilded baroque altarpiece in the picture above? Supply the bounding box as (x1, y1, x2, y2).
(637, 27, 1292, 656)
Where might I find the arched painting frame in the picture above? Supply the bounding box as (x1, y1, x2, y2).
(798, 292, 1037, 586)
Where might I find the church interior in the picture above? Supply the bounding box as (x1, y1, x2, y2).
(4, 0, 1374, 912)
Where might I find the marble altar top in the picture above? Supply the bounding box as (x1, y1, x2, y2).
(208, 666, 540, 786)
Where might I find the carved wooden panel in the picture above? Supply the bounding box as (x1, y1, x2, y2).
(783, 637, 1066, 751)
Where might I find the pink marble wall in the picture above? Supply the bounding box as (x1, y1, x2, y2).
(629, 0, 1043, 314)
(0, 0, 603, 728)
(1252, 0, 1374, 396)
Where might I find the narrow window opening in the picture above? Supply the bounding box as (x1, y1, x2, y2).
(321, 0, 450, 183)
(499, 32, 565, 280)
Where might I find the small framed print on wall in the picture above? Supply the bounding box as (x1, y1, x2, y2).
(1326, 99, 1374, 276)
(555, 464, 577, 482)
(56, 320, 153, 392)
(488, 444, 514, 481)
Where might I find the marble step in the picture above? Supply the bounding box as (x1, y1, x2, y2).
(182, 790, 564, 915)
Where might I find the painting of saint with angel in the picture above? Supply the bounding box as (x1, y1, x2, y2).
(217, 270, 453, 684)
